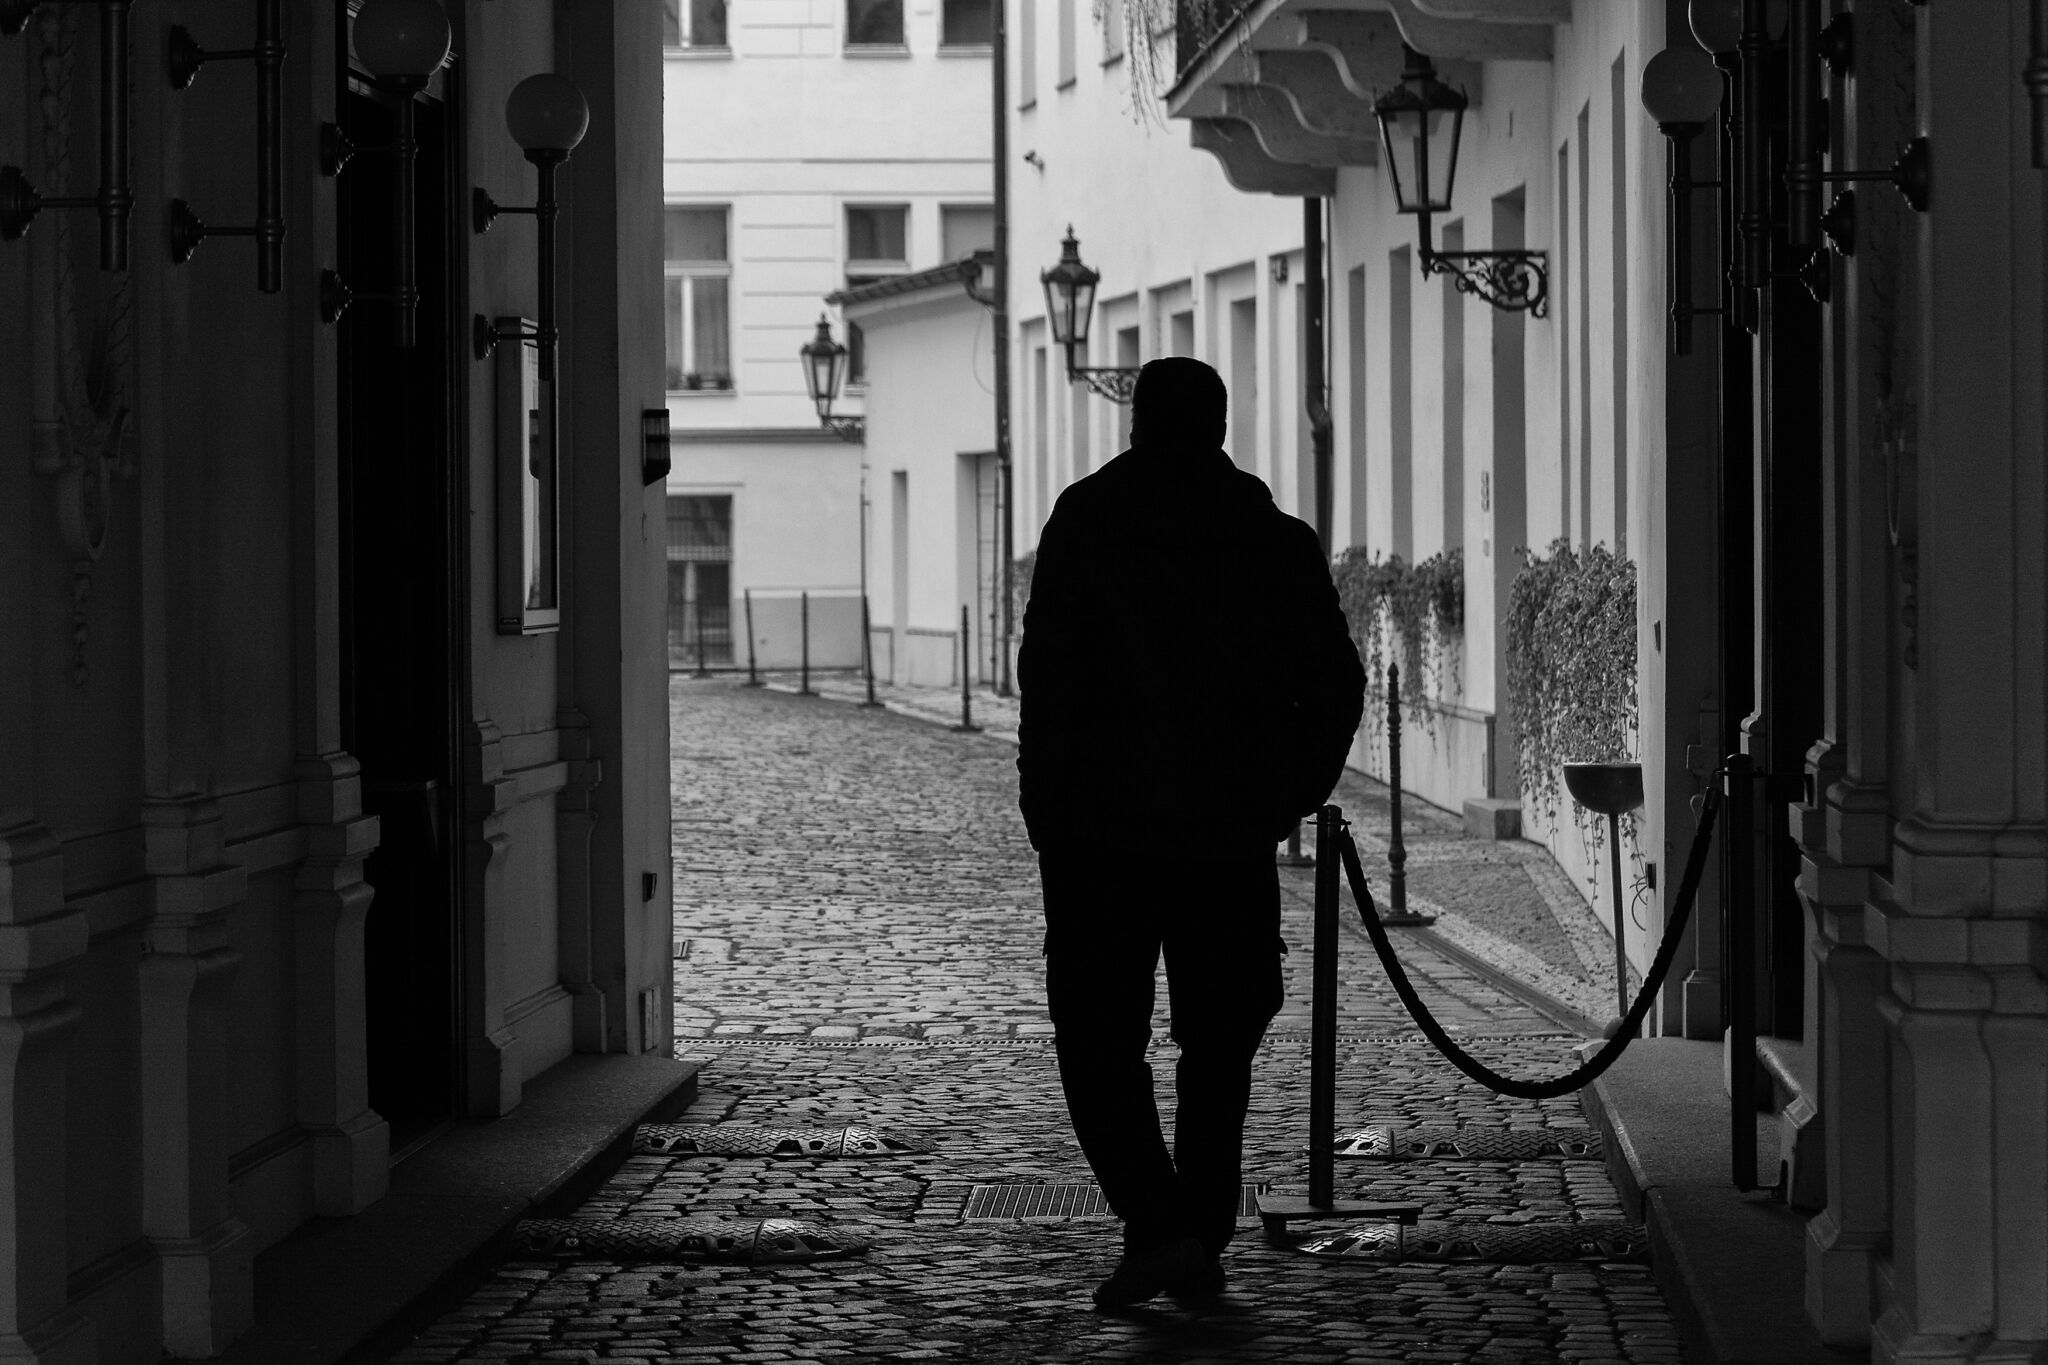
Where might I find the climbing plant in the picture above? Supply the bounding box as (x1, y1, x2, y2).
(1096, 0, 1252, 124)
(1331, 546, 1464, 734)
(1502, 539, 1638, 835)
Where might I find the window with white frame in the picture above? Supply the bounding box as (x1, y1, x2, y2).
(662, 0, 728, 49)
(665, 206, 731, 392)
(1101, 0, 1125, 61)
(845, 204, 909, 273)
(1057, 0, 1076, 87)
(847, 0, 905, 46)
(941, 0, 992, 47)
(940, 204, 995, 261)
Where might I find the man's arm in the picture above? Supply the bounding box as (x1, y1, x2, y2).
(1016, 496, 1083, 851)
(1287, 521, 1367, 818)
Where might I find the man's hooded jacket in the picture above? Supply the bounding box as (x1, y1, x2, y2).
(1017, 441, 1366, 857)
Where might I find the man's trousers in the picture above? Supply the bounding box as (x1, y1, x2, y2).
(1038, 847, 1286, 1261)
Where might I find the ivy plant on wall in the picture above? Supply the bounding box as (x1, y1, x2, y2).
(1502, 539, 1638, 837)
(1331, 546, 1464, 734)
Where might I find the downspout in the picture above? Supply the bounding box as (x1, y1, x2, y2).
(1304, 196, 1332, 553)
(2029, 0, 2048, 168)
(994, 0, 1014, 695)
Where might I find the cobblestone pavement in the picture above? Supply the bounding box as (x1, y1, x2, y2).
(383, 677, 1683, 1365)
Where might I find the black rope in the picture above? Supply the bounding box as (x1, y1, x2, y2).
(1337, 781, 1723, 1100)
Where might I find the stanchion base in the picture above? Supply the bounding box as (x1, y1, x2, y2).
(1277, 853, 1316, 868)
(1255, 1193, 1423, 1243)
(1375, 913, 1437, 928)
(952, 724, 983, 733)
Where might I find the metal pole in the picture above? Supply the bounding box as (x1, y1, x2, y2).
(743, 588, 761, 686)
(992, 0, 1014, 698)
(693, 601, 710, 678)
(253, 0, 283, 292)
(1308, 804, 1340, 1207)
(800, 591, 813, 695)
(954, 604, 980, 733)
(98, 0, 134, 271)
(1725, 752, 1757, 1191)
(1609, 809, 1628, 1021)
(1387, 663, 1408, 918)
(861, 596, 880, 705)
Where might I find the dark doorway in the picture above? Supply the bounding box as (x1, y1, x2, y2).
(337, 77, 465, 1155)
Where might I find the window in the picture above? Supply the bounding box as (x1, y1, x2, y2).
(940, 205, 995, 260)
(662, 0, 727, 49)
(941, 0, 992, 47)
(847, 0, 904, 46)
(1057, 0, 1076, 87)
(1019, 0, 1036, 105)
(846, 205, 909, 270)
(664, 206, 731, 392)
(666, 495, 733, 668)
(1102, 0, 1125, 62)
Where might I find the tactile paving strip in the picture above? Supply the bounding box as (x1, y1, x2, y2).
(1291, 1220, 1647, 1263)
(510, 1217, 871, 1263)
(633, 1124, 934, 1157)
(1332, 1125, 1603, 1161)
(962, 1183, 1266, 1220)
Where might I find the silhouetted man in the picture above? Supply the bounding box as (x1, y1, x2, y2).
(1017, 356, 1366, 1307)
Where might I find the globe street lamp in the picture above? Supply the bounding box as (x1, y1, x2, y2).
(472, 71, 591, 382)
(1040, 228, 1139, 404)
(1372, 47, 1548, 316)
(1641, 44, 1725, 355)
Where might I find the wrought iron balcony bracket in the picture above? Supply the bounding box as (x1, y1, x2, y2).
(821, 416, 865, 443)
(1067, 364, 1140, 405)
(1420, 249, 1550, 318)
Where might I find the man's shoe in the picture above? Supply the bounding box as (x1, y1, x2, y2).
(1091, 1235, 1207, 1309)
(1165, 1256, 1226, 1299)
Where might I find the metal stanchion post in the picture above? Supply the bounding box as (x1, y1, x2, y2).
(743, 588, 762, 686)
(860, 595, 882, 708)
(953, 605, 981, 733)
(800, 591, 814, 695)
(1256, 803, 1425, 1247)
(1724, 751, 1757, 1191)
(1387, 663, 1407, 914)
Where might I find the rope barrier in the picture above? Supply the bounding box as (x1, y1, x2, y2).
(1335, 778, 1724, 1100)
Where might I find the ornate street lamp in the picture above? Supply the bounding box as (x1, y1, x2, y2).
(1373, 47, 1548, 316)
(1040, 228, 1139, 404)
(1641, 45, 1725, 355)
(471, 71, 591, 382)
(800, 315, 864, 443)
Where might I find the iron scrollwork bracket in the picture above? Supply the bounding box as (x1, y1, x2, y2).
(822, 416, 865, 443)
(1068, 365, 1140, 405)
(1422, 249, 1550, 317)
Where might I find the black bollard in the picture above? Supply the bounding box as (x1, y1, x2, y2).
(743, 588, 762, 686)
(860, 594, 882, 707)
(799, 591, 815, 695)
(953, 605, 981, 733)
(1387, 663, 1408, 916)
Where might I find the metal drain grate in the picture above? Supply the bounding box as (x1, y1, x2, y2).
(634, 1124, 934, 1157)
(962, 1183, 1266, 1221)
(1333, 1125, 1603, 1161)
(511, 1217, 871, 1263)
(1289, 1219, 1647, 1263)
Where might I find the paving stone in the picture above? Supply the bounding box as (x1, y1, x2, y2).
(381, 677, 1685, 1364)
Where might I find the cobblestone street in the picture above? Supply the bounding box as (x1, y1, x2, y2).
(385, 676, 1685, 1364)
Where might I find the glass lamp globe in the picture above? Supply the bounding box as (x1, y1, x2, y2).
(353, 0, 451, 82)
(1688, 0, 1742, 56)
(1641, 47, 1723, 128)
(506, 73, 590, 159)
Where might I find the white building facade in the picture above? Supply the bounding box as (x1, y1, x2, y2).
(661, 0, 994, 673)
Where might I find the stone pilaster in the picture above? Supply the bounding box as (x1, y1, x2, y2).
(0, 822, 93, 1365)
(555, 708, 609, 1053)
(138, 796, 253, 1357)
(461, 720, 521, 1117)
(292, 754, 388, 1215)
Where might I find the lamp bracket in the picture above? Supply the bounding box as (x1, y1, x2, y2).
(472, 186, 539, 235)
(1, 164, 94, 240)
(474, 313, 543, 361)
(822, 416, 866, 443)
(1815, 137, 1929, 213)
(1421, 248, 1550, 318)
(167, 197, 260, 266)
(1065, 363, 1140, 405)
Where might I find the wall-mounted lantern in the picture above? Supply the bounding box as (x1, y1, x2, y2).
(1372, 46, 1548, 317)
(1039, 228, 1140, 404)
(164, 0, 286, 291)
(1641, 45, 1725, 356)
(316, 0, 452, 343)
(473, 72, 590, 382)
(0, 0, 135, 270)
(799, 315, 864, 443)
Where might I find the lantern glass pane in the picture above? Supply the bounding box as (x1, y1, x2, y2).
(1422, 105, 1461, 212)
(1069, 278, 1096, 345)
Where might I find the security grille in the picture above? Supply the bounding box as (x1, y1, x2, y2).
(634, 1123, 934, 1157)
(512, 1216, 869, 1263)
(1333, 1125, 1603, 1161)
(962, 1183, 1266, 1221)
(1291, 1219, 1647, 1264)
(666, 494, 732, 669)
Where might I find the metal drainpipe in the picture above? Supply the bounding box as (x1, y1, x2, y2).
(993, 0, 1014, 696)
